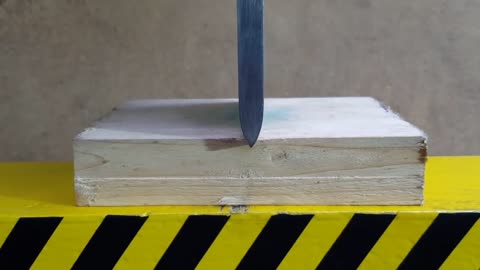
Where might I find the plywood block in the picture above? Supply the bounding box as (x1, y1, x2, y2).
(73, 97, 427, 206)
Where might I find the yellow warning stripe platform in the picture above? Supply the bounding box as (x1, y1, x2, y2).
(0, 156, 479, 269)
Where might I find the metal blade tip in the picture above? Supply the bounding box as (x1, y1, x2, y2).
(242, 122, 261, 147)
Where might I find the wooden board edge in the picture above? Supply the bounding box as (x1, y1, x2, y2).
(75, 175, 423, 206)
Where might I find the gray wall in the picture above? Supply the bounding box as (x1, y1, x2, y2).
(1, 0, 479, 161)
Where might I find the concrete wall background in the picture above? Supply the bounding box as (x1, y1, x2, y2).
(1, 0, 479, 161)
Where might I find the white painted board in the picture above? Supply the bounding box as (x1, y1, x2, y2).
(74, 97, 427, 206)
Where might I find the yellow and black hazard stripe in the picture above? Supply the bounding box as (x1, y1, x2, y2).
(0, 213, 479, 269)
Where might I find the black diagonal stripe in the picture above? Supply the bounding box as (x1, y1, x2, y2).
(72, 215, 147, 270)
(317, 213, 395, 270)
(155, 215, 229, 270)
(398, 213, 480, 270)
(237, 214, 313, 270)
(0, 217, 62, 269)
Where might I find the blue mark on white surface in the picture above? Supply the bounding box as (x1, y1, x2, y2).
(264, 107, 290, 122)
